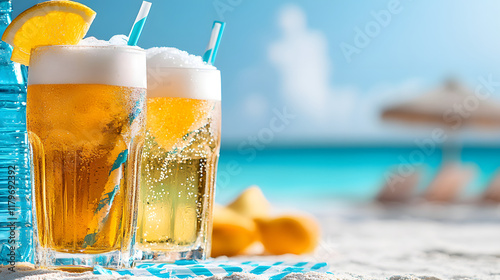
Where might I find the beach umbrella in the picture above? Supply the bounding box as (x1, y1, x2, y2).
(382, 80, 500, 128)
(379, 80, 500, 203)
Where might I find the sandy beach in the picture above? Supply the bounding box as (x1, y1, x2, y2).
(1, 203, 499, 280)
(314, 203, 500, 279)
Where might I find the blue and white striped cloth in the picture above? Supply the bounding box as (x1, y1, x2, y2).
(94, 260, 329, 279)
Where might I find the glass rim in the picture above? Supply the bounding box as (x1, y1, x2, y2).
(32, 44, 145, 54)
(146, 66, 220, 72)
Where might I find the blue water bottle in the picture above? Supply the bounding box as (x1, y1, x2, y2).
(0, 0, 33, 267)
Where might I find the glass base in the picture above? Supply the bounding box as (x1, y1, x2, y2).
(134, 246, 206, 264)
(36, 249, 133, 271)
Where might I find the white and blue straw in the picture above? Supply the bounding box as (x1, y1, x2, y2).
(203, 21, 226, 65)
(82, 1, 152, 246)
(128, 1, 152, 46)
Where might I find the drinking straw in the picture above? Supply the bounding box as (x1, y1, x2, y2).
(82, 97, 145, 248)
(128, 1, 152, 46)
(82, 1, 151, 246)
(203, 21, 226, 65)
(82, 149, 127, 248)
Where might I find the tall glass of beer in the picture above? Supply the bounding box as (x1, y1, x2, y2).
(27, 45, 147, 270)
(136, 48, 221, 262)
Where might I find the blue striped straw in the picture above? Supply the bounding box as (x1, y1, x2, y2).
(203, 21, 226, 65)
(81, 3, 151, 246)
(82, 89, 146, 248)
(128, 1, 152, 46)
(94, 260, 330, 278)
(82, 98, 145, 247)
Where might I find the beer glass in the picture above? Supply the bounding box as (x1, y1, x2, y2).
(136, 51, 221, 262)
(27, 45, 146, 270)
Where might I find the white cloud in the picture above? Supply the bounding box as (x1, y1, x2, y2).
(267, 4, 426, 143)
(268, 5, 358, 124)
(225, 3, 500, 146)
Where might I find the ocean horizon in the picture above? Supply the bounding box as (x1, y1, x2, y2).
(216, 146, 500, 205)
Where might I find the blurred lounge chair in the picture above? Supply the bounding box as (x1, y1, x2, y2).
(376, 169, 420, 204)
(423, 163, 476, 203)
(481, 171, 500, 203)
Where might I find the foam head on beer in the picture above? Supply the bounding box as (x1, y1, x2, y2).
(146, 47, 221, 100)
(28, 35, 146, 89)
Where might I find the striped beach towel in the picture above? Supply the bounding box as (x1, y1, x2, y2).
(94, 260, 329, 279)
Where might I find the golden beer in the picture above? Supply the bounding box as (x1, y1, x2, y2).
(138, 97, 220, 252)
(28, 84, 144, 253)
(137, 49, 221, 261)
(27, 45, 146, 269)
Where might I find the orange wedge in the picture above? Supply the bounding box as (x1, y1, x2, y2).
(2, 0, 96, 65)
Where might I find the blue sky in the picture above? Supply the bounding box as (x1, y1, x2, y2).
(15, 0, 500, 146)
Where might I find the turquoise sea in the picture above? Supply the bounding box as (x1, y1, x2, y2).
(215, 146, 500, 205)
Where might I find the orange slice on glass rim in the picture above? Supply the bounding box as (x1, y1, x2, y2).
(2, 0, 96, 66)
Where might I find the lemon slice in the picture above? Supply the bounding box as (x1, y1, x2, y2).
(147, 97, 213, 151)
(2, 0, 96, 66)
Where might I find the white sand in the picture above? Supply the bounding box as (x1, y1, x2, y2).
(2, 203, 499, 279)
(310, 203, 500, 279)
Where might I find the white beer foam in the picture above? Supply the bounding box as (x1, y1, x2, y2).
(28, 44, 147, 88)
(147, 47, 221, 100)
